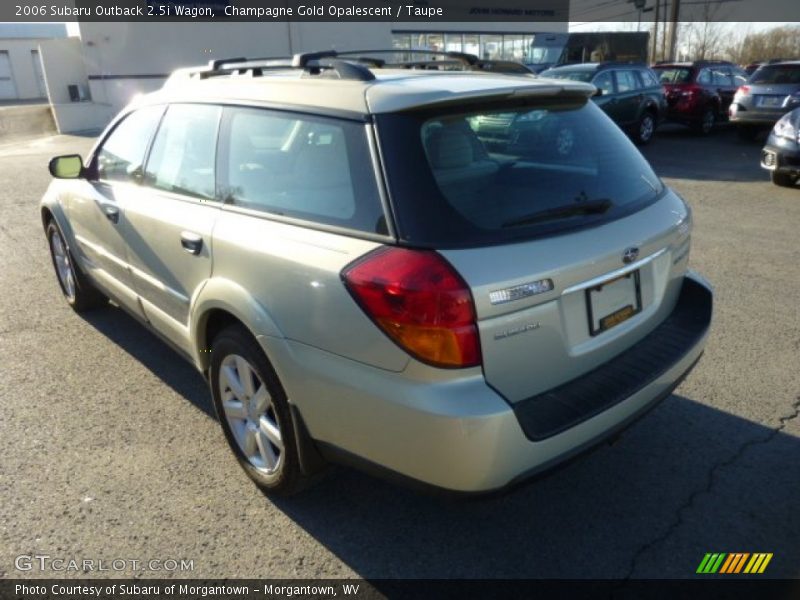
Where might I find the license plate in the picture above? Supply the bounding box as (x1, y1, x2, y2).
(758, 95, 784, 107)
(587, 271, 642, 336)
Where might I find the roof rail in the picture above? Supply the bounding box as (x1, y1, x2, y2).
(334, 49, 533, 74)
(167, 48, 533, 87)
(170, 52, 376, 82)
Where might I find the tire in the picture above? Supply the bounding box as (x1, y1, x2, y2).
(46, 220, 106, 311)
(771, 171, 797, 187)
(693, 108, 715, 135)
(209, 324, 307, 495)
(634, 112, 656, 145)
(737, 126, 759, 141)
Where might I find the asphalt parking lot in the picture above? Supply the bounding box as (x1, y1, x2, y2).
(0, 124, 798, 581)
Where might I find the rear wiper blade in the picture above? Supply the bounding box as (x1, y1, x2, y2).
(502, 199, 612, 228)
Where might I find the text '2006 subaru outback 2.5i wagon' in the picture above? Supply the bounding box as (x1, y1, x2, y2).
(42, 50, 713, 495)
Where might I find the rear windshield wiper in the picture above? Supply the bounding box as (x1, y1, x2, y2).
(501, 199, 612, 228)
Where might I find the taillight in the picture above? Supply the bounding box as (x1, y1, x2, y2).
(342, 247, 481, 368)
(737, 85, 751, 95)
(680, 84, 702, 98)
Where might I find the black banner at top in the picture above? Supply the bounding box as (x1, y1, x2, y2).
(2, 0, 799, 22)
(4, 0, 569, 22)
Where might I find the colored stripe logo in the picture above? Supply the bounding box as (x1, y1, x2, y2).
(696, 553, 773, 574)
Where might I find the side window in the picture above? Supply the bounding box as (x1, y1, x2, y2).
(615, 70, 638, 92)
(639, 69, 659, 88)
(144, 104, 221, 201)
(732, 69, 748, 86)
(95, 106, 164, 183)
(220, 107, 386, 233)
(712, 68, 733, 86)
(592, 71, 614, 95)
(697, 69, 712, 85)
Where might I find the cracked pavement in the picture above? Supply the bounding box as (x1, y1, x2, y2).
(1, 126, 799, 581)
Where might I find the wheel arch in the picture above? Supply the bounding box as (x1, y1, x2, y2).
(191, 278, 284, 373)
(41, 202, 80, 260)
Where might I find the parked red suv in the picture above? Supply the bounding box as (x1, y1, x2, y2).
(653, 60, 748, 134)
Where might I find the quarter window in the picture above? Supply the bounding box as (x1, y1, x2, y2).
(95, 106, 164, 183)
(144, 104, 221, 201)
(639, 69, 659, 88)
(220, 107, 386, 234)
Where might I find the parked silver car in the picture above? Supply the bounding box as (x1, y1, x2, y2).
(730, 61, 800, 140)
(42, 51, 713, 495)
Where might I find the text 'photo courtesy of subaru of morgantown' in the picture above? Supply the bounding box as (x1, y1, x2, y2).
(41, 50, 713, 495)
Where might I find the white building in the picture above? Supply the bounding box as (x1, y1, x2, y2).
(0, 23, 67, 101)
(40, 20, 566, 132)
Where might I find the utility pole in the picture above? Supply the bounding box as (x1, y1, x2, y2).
(667, 0, 680, 61)
(651, 0, 660, 62)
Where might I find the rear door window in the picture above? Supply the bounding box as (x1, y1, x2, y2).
(592, 71, 614, 95)
(218, 107, 386, 234)
(144, 103, 221, 201)
(615, 70, 639, 92)
(697, 69, 712, 85)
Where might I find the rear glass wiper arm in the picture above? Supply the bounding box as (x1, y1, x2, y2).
(501, 199, 612, 228)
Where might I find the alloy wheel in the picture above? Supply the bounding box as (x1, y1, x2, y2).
(218, 354, 284, 475)
(639, 115, 655, 143)
(701, 110, 715, 134)
(50, 230, 76, 301)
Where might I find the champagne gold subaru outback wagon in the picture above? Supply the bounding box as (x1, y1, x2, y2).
(41, 50, 712, 495)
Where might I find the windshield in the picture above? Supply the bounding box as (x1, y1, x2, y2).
(750, 64, 800, 85)
(526, 46, 563, 65)
(540, 69, 594, 82)
(653, 67, 692, 84)
(376, 100, 664, 248)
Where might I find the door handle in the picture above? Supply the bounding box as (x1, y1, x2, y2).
(180, 231, 203, 255)
(103, 205, 119, 224)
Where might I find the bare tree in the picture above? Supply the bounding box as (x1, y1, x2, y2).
(677, 2, 733, 60)
(736, 25, 800, 64)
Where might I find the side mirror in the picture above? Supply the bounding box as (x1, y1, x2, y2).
(48, 155, 84, 179)
(593, 88, 604, 97)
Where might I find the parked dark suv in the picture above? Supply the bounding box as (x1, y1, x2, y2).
(653, 60, 748, 134)
(540, 62, 667, 144)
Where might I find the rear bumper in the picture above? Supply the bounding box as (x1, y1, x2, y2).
(729, 103, 788, 126)
(263, 272, 712, 493)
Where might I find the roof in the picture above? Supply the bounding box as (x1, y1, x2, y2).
(654, 60, 735, 68)
(142, 67, 594, 116)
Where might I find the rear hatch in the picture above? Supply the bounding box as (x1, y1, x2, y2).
(375, 95, 692, 403)
(740, 64, 800, 113)
(652, 66, 695, 107)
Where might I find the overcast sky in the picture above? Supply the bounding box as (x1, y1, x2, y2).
(64, 21, 794, 37)
(570, 21, 797, 32)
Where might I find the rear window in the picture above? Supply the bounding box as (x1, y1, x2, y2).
(654, 67, 692, 84)
(540, 69, 594, 82)
(376, 99, 664, 248)
(750, 65, 800, 85)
